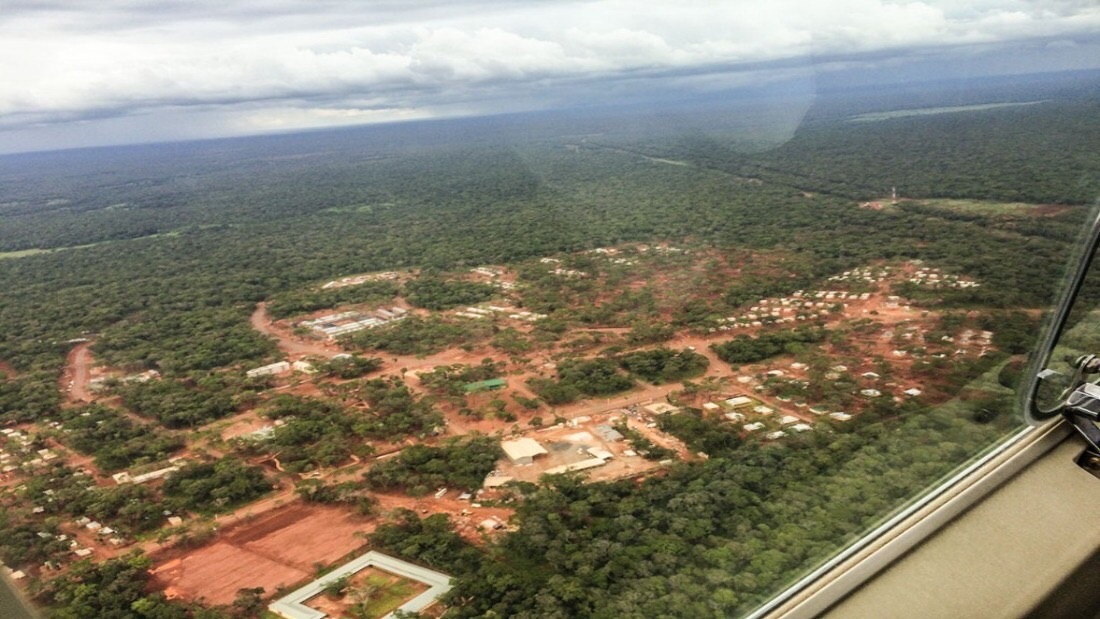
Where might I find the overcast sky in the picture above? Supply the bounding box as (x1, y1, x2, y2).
(1, 0, 1099, 154)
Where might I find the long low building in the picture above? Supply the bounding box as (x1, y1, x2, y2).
(545, 457, 607, 476)
(246, 361, 290, 377)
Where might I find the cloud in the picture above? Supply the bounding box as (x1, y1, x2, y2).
(1, 1, 1099, 151)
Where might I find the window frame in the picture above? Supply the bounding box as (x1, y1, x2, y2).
(754, 420, 1069, 618)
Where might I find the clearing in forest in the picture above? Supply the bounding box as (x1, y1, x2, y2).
(152, 504, 370, 605)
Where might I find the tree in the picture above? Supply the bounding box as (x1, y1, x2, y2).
(231, 588, 265, 617)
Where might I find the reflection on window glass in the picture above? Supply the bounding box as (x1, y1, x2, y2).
(1, 3, 1100, 619)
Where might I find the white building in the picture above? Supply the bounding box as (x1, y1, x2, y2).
(247, 361, 290, 378)
(501, 438, 548, 465)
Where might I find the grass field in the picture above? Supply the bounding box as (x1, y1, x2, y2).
(0, 229, 189, 259)
(356, 570, 424, 619)
(0, 248, 50, 259)
(912, 198, 1061, 218)
(304, 566, 429, 619)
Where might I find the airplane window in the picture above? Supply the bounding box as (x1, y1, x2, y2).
(0, 3, 1098, 618)
(1025, 212, 1100, 449)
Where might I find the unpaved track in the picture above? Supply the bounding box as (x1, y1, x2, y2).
(64, 342, 93, 403)
(251, 302, 339, 358)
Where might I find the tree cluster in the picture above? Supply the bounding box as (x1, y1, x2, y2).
(364, 435, 502, 494)
(711, 328, 827, 365)
(344, 316, 491, 356)
(419, 359, 504, 396)
(316, 354, 384, 379)
(244, 394, 375, 472)
(617, 348, 709, 384)
(404, 276, 498, 311)
(56, 404, 183, 472)
(268, 280, 400, 320)
(161, 458, 271, 514)
(529, 357, 634, 405)
(115, 378, 239, 429)
(350, 377, 445, 440)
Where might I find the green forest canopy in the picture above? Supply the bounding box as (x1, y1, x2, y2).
(0, 73, 1097, 617)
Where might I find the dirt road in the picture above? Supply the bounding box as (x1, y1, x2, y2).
(251, 302, 340, 358)
(64, 342, 93, 403)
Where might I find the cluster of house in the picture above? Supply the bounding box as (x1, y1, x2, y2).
(470, 266, 516, 290)
(74, 517, 128, 548)
(636, 244, 685, 254)
(586, 247, 637, 265)
(3, 525, 105, 580)
(7, 467, 129, 577)
(879, 321, 995, 359)
(538, 258, 588, 278)
(827, 266, 892, 284)
(453, 305, 547, 322)
(908, 267, 981, 288)
(321, 271, 400, 290)
(936, 328, 995, 359)
(297, 306, 408, 339)
(702, 394, 816, 441)
(246, 359, 317, 378)
(760, 356, 927, 410)
(0, 428, 58, 474)
(956, 329, 995, 348)
(87, 369, 160, 393)
(713, 292, 857, 331)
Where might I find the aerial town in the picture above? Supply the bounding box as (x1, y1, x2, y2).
(1, 240, 999, 618)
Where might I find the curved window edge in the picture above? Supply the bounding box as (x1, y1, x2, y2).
(750, 420, 1069, 618)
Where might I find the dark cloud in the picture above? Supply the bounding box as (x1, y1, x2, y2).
(1, 1, 1098, 153)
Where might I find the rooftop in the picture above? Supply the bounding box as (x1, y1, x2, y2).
(500, 438, 548, 461)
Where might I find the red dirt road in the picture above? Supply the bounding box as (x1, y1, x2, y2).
(251, 302, 340, 359)
(63, 342, 93, 403)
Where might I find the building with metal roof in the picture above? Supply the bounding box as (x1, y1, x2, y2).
(594, 424, 624, 442)
(463, 378, 507, 393)
(501, 438, 547, 465)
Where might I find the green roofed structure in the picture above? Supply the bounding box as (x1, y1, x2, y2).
(463, 378, 507, 393)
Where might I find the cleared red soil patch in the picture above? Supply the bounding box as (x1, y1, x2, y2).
(153, 504, 371, 605)
(229, 506, 368, 569)
(155, 542, 307, 606)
